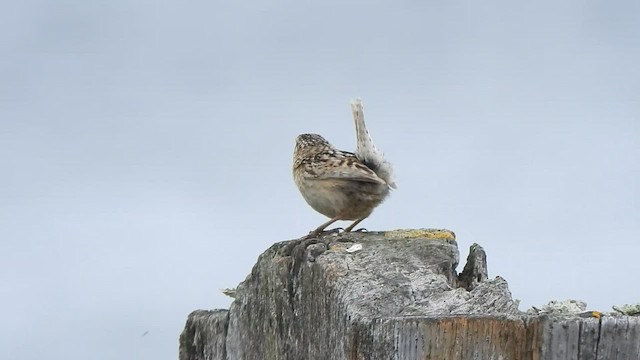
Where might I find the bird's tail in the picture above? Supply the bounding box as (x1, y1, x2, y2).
(351, 99, 397, 189)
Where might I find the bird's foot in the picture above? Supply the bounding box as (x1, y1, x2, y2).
(303, 227, 343, 239)
(323, 227, 344, 235)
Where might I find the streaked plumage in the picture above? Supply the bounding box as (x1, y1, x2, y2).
(293, 100, 395, 237)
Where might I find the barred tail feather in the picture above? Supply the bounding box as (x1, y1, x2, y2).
(350, 99, 397, 189)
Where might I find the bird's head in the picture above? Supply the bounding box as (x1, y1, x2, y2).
(294, 133, 332, 151)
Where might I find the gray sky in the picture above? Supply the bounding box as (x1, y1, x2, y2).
(1, 1, 639, 359)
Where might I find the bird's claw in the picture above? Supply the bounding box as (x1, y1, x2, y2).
(304, 227, 344, 239)
(324, 227, 344, 235)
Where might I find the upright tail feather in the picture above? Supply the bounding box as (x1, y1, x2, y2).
(351, 99, 397, 189)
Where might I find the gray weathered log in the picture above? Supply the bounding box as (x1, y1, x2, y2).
(179, 309, 229, 360)
(179, 229, 640, 360)
(458, 243, 488, 291)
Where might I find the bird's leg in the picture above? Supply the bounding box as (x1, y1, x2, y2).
(344, 217, 367, 232)
(306, 216, 342, 238)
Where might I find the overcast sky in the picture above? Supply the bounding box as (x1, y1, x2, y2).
(1, 1, 639, 359)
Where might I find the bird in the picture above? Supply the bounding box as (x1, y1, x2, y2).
(292, 99, 396, 238)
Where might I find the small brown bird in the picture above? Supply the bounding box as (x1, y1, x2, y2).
(293, 99, 396, 237)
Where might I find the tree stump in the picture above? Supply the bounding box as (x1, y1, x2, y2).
(179, 229, 640, 360)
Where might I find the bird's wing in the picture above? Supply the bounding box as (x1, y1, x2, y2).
(321, 163, 386, 184)
(302, 152, 386, 185)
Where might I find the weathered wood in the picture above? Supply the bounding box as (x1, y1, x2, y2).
(458, 243, 488, 291)
(179, 229, 640, 360)
(179, 309, 229, 360)
(596, 317, 640, 360)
